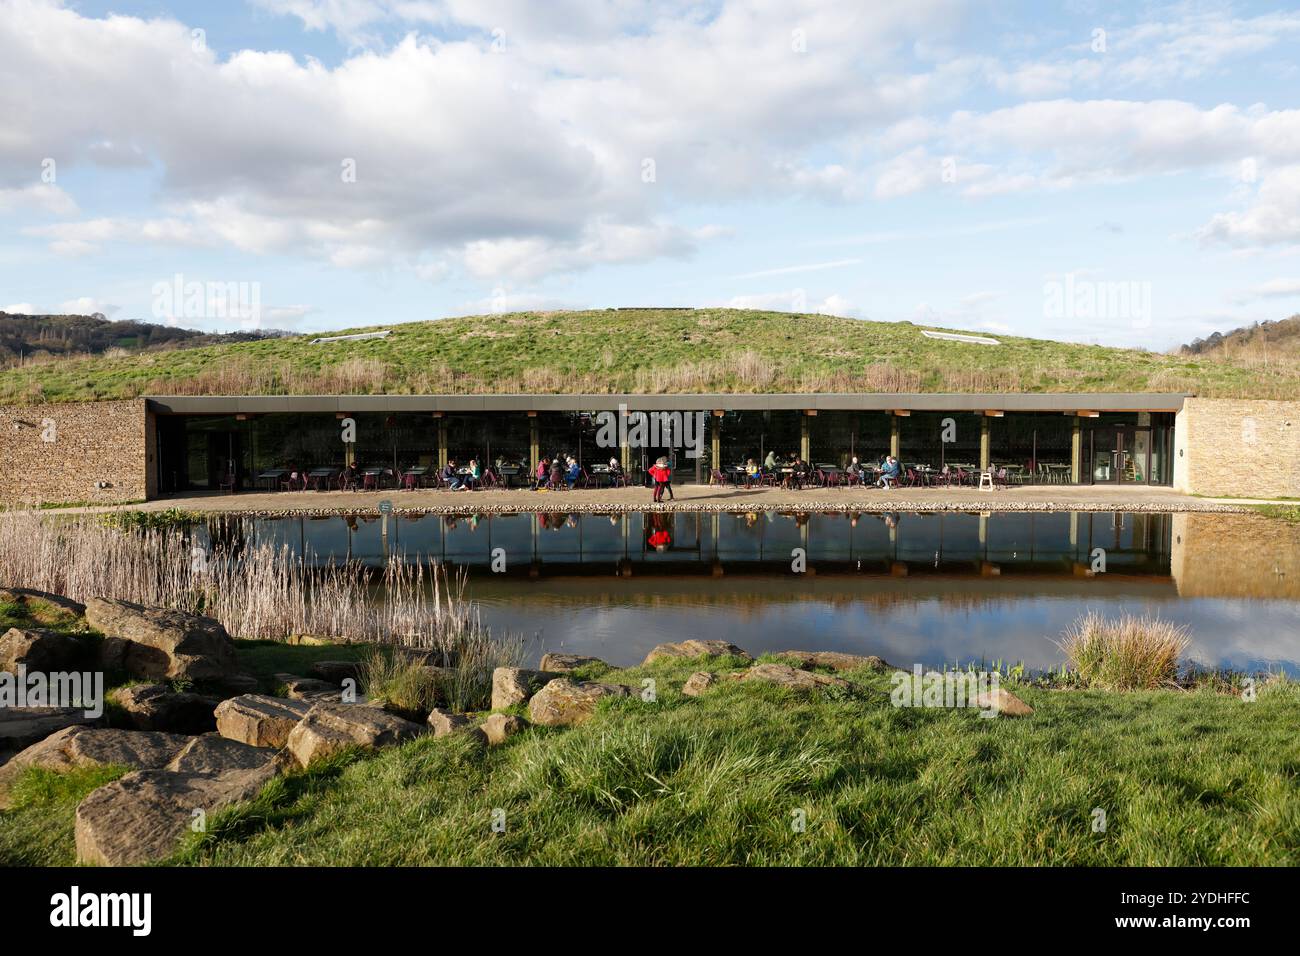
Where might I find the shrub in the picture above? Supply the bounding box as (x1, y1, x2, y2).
(1058, 612, 1190, 690)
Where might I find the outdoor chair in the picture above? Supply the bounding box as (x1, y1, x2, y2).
(402, 472, 418, 491)
(709, 468, 727, 486)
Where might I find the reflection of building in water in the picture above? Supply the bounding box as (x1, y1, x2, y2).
(1171, 513, 1300, 599)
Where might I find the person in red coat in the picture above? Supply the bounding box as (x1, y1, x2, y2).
(649, 457, 674, 502)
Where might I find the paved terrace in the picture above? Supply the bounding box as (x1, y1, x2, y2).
(37, 484, 1273, 516)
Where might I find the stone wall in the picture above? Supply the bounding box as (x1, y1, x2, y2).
(0, 400, 150, 505)
(1173, 398, 1300, 498)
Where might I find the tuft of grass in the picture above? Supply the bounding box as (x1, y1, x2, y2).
(0, 765, 130, 866)
(359, 648, 451, 718)
(1058, 612, 1191, 690)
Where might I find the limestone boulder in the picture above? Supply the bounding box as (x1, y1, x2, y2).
(0, 627, 92, 673)
(83, 598, 238, 681)
(427, 707, 474, 736)
(643, 640, 751, 665)
(75, 764, 280, 866)
(214, 694, 312, 748)
(491, 666, 561, 710)
(286, 702, 425, 767)
(527, 678, 631, 727)
(309, 660, 362, 684)
(480, 713, 527, 745)
(973, 688, 1034, 717)
(166, 735, 287, 775)
(0, 726, 190, 807)
(776, 650, 888, 673)
(538, 653, 607, 673)
(682, 671, 718, 697)
(739, 663, 852, 692)
(0, 706, 99, 752)
(274, 674, 344, 701)
(110, 683, 219, 734)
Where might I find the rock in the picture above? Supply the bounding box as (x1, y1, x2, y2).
(491, 667, 561, 710)
(776, 650, 888, 673)
(479, 713, 527, 745)
(309, 661, 362, 684)
(0, 627, 91, 673)
(682, 671, 717, 696)
(527, 678, 631, 727)
(973, 688, 1034, 717)
(214, 695, 312, 749)
(0, 588, 86, 618)
(75, 764, 280, 866)
(739, 663, 851, 692)
(0, 706, 100, 752)
(166, 735, 287, 775)
(274, 674, 344, 701)
(643, 640, 751, 665)
(426, 707, 474, 736)
(83, 597, 238, 682)
(214, 674, 260, 696)
(0, 726, 190, 807)
(286, 702, 426, 768)
(538, 653, 607, 673)
(110, 683, 218, 734)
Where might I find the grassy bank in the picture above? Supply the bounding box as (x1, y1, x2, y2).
(3, 309, 1297, 402)
(3, 643, 1294, 867)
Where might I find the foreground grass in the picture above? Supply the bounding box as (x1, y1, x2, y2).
(2, 309, 1295, 402)
(157, 657, 1299, 867)
(0, 766, 129, 866)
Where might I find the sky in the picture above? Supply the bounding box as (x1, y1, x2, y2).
(2, 0, 1300, 350)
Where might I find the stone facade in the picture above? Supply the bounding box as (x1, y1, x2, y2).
(0, 400, 151, 505)
(1173, 398, 1300, 499)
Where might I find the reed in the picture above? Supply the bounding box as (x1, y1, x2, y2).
(0, 512, 523, 684)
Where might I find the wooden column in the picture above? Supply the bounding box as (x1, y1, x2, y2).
(979, 417, 991, 470)
(800, 411, 812, 461)
(436, 415, 448, 468)
(528, 413, 539, 470)
(890, 413, 903, 458)
(1071, 418, 1083, 483)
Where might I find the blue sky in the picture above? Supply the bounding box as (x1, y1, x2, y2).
(3, 0, 1300, 349)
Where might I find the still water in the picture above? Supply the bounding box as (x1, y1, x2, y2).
(230, 510, 1300, 674)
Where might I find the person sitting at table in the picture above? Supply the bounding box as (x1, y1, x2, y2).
(442, 459, 463, 490)
(878, 455, 901, 489)
(460, 459, 481, 491)
(745, 458, 761, 487)
(549, 457, 564, 490)
(534, 458, 549, 489)
(606, 457, 623, 484)
(339, 462, 358, 491)
(565, 456, 581, 489)
(764, 450, 777, 472)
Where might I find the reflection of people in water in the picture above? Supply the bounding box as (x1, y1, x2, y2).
(876, 512, 901, 530)
(744, 512, 758, 528)
(794, 511, 810, 529)
(646, 513, 673, 551)
(849, 511, 861, 528)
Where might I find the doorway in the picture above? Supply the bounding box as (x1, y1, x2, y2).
(1089, 427, 1151, 484)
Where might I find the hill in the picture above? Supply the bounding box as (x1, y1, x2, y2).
(0, 312, 287, 368)
(0, 309, 1296, 403)
(1180, 314, 1300, 361)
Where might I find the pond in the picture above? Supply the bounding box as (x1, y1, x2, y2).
(219, 510, 1300, 675)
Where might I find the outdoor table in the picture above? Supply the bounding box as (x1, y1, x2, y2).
(307, 468, 337, 491)
(255, 468, 288, 492)
(402, 467, 428, 489)
(497, 466, 521, 488)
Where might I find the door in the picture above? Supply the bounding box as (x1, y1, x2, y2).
(1090, 428, 1151, 484)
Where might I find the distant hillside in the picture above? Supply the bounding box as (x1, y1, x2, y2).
(1180, 315, 1300, 360)
(0, 308, 1296, 403)
(0, 312, 287, 367)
